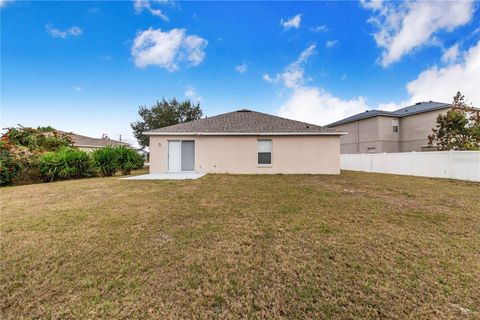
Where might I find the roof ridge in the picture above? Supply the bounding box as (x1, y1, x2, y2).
(238, 109, 327, 128)
(144, 109, 342, 135)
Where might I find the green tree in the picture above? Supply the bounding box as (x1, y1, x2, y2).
(428, 92, 480, 150)
(131, 98, 203, 148)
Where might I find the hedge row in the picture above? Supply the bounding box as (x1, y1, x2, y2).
(39, 145, 144, 182)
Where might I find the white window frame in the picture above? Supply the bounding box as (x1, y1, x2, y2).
(167, 140, 195, 172)
(257, 139, 272, 166)
(392, 119, 399, 133)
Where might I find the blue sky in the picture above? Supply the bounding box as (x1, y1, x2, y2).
(1, 1, 479, 147)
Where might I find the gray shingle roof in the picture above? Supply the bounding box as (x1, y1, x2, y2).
(64, 132, 130, 148)
(327, 101, 451, 127)
(144, 109, 344, 135)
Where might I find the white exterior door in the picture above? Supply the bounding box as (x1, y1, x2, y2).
(168, 141, 181, 172)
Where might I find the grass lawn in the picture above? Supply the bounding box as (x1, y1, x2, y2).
(1, 170, 479, 319)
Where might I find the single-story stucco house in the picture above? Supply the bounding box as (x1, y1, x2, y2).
(144, 109, 346, 174)
(60, 132, 130, 152)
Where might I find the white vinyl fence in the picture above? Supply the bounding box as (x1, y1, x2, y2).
(341, 151, 480, 182)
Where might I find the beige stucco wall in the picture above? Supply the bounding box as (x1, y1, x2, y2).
(77, 146, 99, 152)
(149, 135, 341, 174)
(378, 116, 400, 141)
(331, 108, 450, 154)
(399, 108, 449, 152)
(333, 117, 400, 154)
(340, 141, 400, 154)
(335, 122, 359, 146)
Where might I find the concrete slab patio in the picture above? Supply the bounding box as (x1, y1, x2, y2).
(121, 172, 206, 180)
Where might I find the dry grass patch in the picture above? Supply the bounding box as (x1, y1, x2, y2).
(1, 170, 479, 319)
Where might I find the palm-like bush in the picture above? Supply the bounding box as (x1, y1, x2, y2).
(39, 147, 93, 182)
(38, 145, 143, 182)
(91, 146, 118, 176)
(116, 146, 144, 175)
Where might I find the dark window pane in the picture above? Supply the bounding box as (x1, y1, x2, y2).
(258, 152, 271, 165)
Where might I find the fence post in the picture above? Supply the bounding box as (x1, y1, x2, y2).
(477, 152, 480, 182)
(382, 152, 386, 173)
(411, 151, 415, 176)
(449, 150, 454, 179)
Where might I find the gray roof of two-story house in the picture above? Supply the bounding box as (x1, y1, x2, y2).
(328, 101, 450, 126)
(327, 101, 452, 154)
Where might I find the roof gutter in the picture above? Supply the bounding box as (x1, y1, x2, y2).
(144, 131, 347, 136)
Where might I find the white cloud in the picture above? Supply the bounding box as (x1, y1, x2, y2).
(69, 27, 82, 36)
(99, 54, 113, 62)
(406, 40, 480, 106)
(264, 45, 368, 125)
(310, 25, 328, 33)
(185, 86, 202, 102)
(325, 40, 338, 49)
(235, 62, 248, 74)
(441, 43, 460, 64)
(263, 44, 315, 89)
(46, 25, 82, 39)
(360, 0, 384, 11)
(361, 0, 475, 67)
(0, 0, 14, 8)
(281, 69, 305, 89)
(263, 74, 275, 83)
(73, 86, 84, 92)
(375, 40, 480, 111)
(278, 87, 368, 126)
(182, 35, 207, 65)
(131, 28, 208, 71)
(297, 44, 316, 62)
(88, 7, 101, 14)
(280, 14, 302, 30)
(133, 0, 169, 21)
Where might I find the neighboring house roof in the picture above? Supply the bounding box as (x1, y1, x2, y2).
(144, 109, 345, 136)
(63, 132, 130, 148)
(327, 101, 451, 127)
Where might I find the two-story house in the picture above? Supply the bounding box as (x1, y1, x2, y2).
(327, 101, 452, 154)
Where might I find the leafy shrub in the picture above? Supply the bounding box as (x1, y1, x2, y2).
(0, 141, 22, 186)
(39, 147, 93, 182)
(1, 126, 76, 186)
(7, 145, 43, 185)
(116, 146, 144, 175)
(92, 146, 118, 177)
(3, 126, 73, 151)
